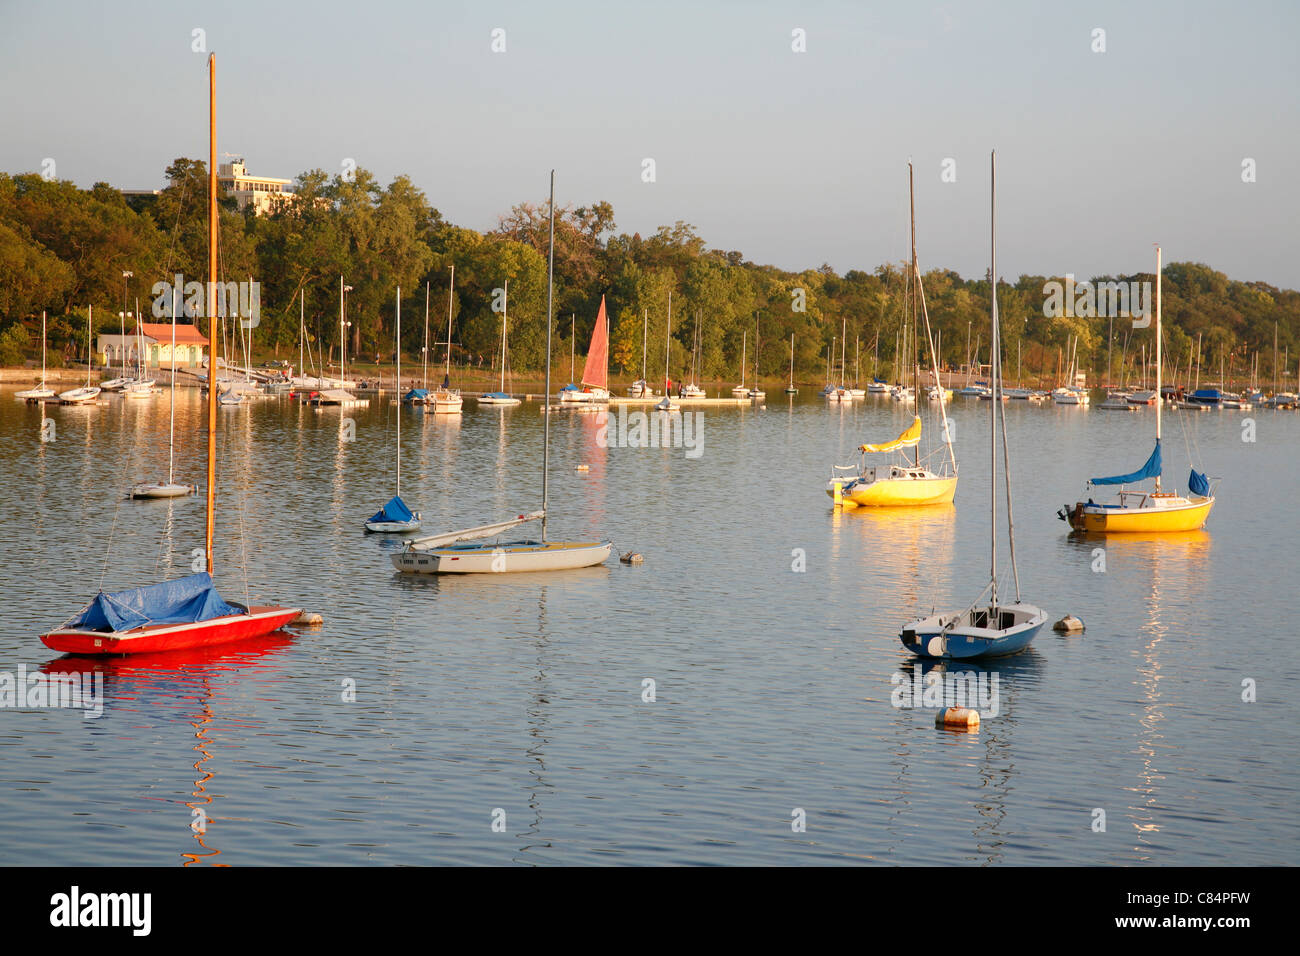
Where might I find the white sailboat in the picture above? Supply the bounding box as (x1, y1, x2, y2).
(731, 330, 749, 396)
(747, 313, 765, 400)
(655, 290, 680, 411)
(900, 151, 1047, 659)
(59, 306, 102, 404)
(131, 285, 196, 499)
(785, 332, 798, 394)
(16, 311, 56, 400)
(628, 308, 655, 397)
(366, 287, 422, 533)
(392, 171, 612, 574)
(429, 265, 463, 413)
(477, 276, 521, 405)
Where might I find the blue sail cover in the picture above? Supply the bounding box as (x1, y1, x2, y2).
(369, 496, 414, 524)
(1189, 468, 1211, 497)
(403, 388, 429, 403)
(1091, 441, 1162, 486)
(68, 572, 242, 633)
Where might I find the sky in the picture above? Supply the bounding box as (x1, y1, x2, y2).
(2, 0, 1297, 287)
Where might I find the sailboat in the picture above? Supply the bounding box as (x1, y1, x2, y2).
(1058, 245, 1216, 533)
(366, 289, 422, 533)
(40, 55, 300, 654)
(391, 171, 612, 574)
(477, 277, 521, 405)
(100, 300, 135, 391)
(403, 282, 434, 405)
(58, 307, 102, 404)
(559, 297, 611, 403)
(827, 164, 958, 508)
(747, 313, 765, 400)
(16, 311, 56, 400)
(785, 333, 798, 394)
(899, 151, 1047, 659)
(682, 311, 705, 397)
(848, 338, 866, 398)
(123, 315, 157, 398)
(731, 331, 749, 396)
(131, 284, 196, 499)
(628, 308, 655, 397)
(655, 290, 679, 411)
(427, 265, 464, 413)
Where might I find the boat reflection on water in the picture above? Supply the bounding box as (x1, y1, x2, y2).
(887, 652, 1046, 864)
(42, 634, 295, 866)
(1066, 528, 1210, 858)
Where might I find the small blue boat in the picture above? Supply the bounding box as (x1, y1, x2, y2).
(365, 495, 422, 534)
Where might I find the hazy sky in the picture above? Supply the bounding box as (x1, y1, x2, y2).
(2, 0, 1297, 286)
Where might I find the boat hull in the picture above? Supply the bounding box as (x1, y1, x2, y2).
(1067, 495, 1214, 533)
(392, 540, 611, 574)
(129, 483, 196, 499)
(829, 474, 957, 507)
(900, 604, 1046, 659)
(40, 606, 300, 656)
(365, 518, 423, 533)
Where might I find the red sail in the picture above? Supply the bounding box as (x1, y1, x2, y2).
(580, 295, 609, 390)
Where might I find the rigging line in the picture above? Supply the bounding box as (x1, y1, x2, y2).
(913, 254, 956, 474)
(994, 281, 1023, 603)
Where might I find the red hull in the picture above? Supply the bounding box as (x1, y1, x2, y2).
(40, 606, 300, 656)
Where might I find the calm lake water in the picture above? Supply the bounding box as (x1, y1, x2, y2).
(0, 385, 1295, 865)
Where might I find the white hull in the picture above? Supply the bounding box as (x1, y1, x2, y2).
(16, 385, 56, 400)
(559, 387, 610, 403)
(365, 518, 422, 533)
(392, 540, 611, 574)
(477, 394, 521, 406)
(58, 386, 101, 404)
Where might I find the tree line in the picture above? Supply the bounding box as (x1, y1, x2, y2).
(1, 161, 1296, 388)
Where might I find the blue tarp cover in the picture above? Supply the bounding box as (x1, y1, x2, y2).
(369, 495, 414, 524)
(560, 383, 579, 391)
(482, 392, 511, 399)
(1189, 468, 1211, 497)
(1092, 441, 1162, 486)
(403, 388, 430, 403)
(69, 572, 242, 633)
(1191, 389, 1222, 402)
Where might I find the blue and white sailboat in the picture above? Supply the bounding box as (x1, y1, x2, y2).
(900, 151, 1047, 660)
(366, 288, 421, 533)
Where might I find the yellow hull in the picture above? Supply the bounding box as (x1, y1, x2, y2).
(1070, 497, 1214, 533)
(829, 475, 957, 508)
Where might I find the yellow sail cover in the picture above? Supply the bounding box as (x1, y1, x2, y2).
(860, 417, 923, 454)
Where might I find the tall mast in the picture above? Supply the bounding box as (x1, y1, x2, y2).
(909, 160, 920, 405)
(299, 290, 305, 382)
(445, 265, 454, 384)
(790, 332, 795, 388)
(989, 150, 998, 611)
(40, 311, 46, 385)
(664, 290, 672, 394)
(741, 331, 746, 388)
(395, 287, 402, 497)
(641, 307, 648, 383)
(204, 54, 218, 576)
(169, 288, 177, 485)
(86, 306, 92, 388)
(570, 314, 575, 385)
(422, 281, 430, 391)
(500, 278, 508, 393)
(542, 172, 555, 542)
(1154, 244, 1162, 491)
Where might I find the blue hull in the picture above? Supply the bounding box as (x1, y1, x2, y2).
(900, 620, 1044, 660)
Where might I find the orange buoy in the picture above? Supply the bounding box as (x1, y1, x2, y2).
(935, 707, 980, 730)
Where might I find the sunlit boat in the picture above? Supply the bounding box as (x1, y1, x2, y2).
(40, 55, 299, 656)
(559, 296, 611, 403)
(391, 172, 611, 575)
(901, 152, 1046, 660)
(365, 289, 422, 534)
(1058, 245, 1216, 534)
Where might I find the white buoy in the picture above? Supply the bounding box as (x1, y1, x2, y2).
(292, 611, 323, 626)
(935, 707, 980, 730)
(1053, 615, 1084, 633)
(620, 552, 644, 565)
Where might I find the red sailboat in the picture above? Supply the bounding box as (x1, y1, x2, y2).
(40, 55, 299, 656)
(559, 295, 610, 403)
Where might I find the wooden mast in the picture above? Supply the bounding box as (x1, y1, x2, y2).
(205, 53, 218, 575)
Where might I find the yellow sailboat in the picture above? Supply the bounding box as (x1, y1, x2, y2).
(828, 416, 957, 507)
(827, 164, 958, 509)
(1058, 245, 1215, 533)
